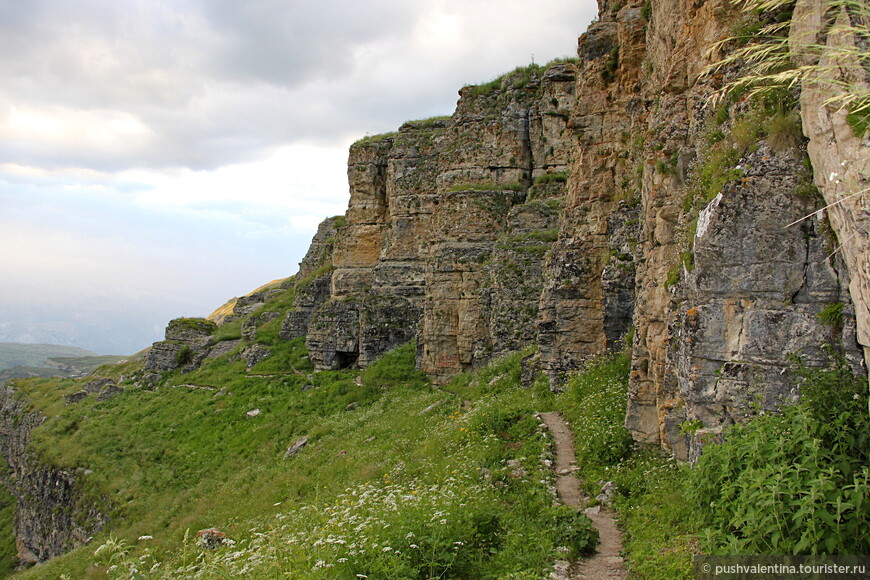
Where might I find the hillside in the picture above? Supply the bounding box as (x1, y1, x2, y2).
(0, 0, 868, 577)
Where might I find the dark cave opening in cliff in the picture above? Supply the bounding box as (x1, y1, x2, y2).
(335, 350, 359, 370)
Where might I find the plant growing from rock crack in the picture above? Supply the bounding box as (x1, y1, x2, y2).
(704, 0, 870, 131)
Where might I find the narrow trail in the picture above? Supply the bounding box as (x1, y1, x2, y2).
(539, 412, 628, 580)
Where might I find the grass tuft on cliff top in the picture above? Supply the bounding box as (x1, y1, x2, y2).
(464, 57, 578, 97)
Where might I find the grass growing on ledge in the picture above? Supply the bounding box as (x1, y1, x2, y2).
(533, 172, 568, 185)
(353, 131, 398, 146)
(465, 57, 578, 97)
(447, 181, 524, 193)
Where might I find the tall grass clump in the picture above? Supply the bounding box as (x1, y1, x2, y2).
(558, 353, 633, 472)
(705, 0, 870, 134)
(691, 353, 870, 555)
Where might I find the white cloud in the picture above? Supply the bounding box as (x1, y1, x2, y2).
(1, 104, 154, 155)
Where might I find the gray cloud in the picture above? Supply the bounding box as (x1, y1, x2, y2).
(0, 0, 596, 172)
(200, 0, 419, 86)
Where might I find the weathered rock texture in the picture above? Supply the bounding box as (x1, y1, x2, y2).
(0, 382, 107, 565)
(304, 65, 575, 376)
(572, 0, 864, 456)
(293, 0, 867, 457)
(791, 0, 870, 374)
(144, 317, 218, 373)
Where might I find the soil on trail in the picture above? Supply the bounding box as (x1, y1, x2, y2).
(539, 411, 628, 580)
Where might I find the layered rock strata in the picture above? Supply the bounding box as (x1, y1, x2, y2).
(299, 0, 866, 456)
(306, 65, 576, 378)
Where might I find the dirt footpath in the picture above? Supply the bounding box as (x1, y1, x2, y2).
(539, 412, 627, 580)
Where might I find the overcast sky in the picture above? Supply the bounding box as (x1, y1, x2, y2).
(0, 0, 598, 354)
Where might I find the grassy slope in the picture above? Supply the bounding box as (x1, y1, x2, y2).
(9, 338, 598, 579)
(4, 275, 864, 578)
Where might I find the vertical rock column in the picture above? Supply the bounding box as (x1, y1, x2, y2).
(792, 0, 870, 379)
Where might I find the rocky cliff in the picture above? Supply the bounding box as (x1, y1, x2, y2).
(147, 0, 867, 460)
(0, 383, 107, 565)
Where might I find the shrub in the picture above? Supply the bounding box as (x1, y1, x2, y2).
(691, 355, 869, 555)
(818, 301, 844, 327)
(602, 45, 620, 84)
(173, 345, 192, 367)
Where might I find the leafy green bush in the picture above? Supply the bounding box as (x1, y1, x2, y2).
(691, 355, 869, 555)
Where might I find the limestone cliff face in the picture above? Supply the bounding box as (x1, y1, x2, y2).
(132, 0, 866, 460)
(295, 0, 867, 457)
(565, 0, 864, 457)
(791, 0, 870, 374)
(306, 64, 577, 380)
(9, 0, 868, 567)
(0, 383, 107, 566)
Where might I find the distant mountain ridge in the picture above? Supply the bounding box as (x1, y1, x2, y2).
(0, 343, 96, 370)
(0, 343, 128, 381)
